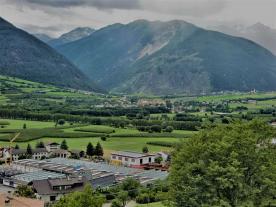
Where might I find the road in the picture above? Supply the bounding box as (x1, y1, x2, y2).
(0, 184, 15, 193)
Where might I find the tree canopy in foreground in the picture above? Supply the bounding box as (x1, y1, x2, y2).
(53, 184, 105, 207)
(169, 120, 276, 207)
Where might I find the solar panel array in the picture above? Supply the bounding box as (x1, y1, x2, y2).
(12, 171, 65, 183)
(50, 158, 168, 180)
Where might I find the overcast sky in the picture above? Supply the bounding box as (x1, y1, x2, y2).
(0, 0, 275, 37)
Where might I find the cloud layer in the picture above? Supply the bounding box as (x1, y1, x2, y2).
(1, 0, 275, 37)
(4, 0, 226, 17)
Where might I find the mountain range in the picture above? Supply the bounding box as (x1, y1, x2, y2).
(210, 23, 276, 55)
(56, 20, 276, 95)
(0, 17, 100, 92)
(35, 27, 95, 48)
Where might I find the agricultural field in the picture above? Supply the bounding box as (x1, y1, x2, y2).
(0, 119, 187, 154)
(2, 75, 276, 158)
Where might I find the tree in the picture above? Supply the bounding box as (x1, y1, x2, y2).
(60, 139, 68, 150)
(111, 191, 128, 207)
(164, 126, 174, 133)
(142, 146, 149, 153)
(79, 150, 85, 158)
(56, 119, 65, 127)
(155, 157, 163, 164)
(53, 184, 105, 207)
(121, 178, 140, 199)
(169, 120, 276, 207)
(86, 142, 94, 157)
(150, 125, 162, 133)
(15, 185, 35, 198)
(95, 142, 103, 157)
(14, 144, 20, 149)
(23, 123, 27, 129)
(101, 136, 107, 141)
(26, 144, 32, 155)
(111, 199, 123, 207)
(36, 141, 45, 148)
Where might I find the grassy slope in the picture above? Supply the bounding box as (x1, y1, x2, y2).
(0, 119, 184, 153)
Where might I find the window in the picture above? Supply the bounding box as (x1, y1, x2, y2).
(125, 158, 129, 161)
(118, 156, 122, 160)
(50, 196, 56, 201)
(131, 159, 135, 163)
(112, 155, 116, 159)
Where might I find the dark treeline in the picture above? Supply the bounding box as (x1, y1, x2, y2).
(0, 109, 200, 130)
(67, 106, 170, 117)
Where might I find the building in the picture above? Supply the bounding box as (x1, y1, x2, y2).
(110, 151, 156, 167)
(51, 149, 71, 158)
(156, 152, 170, 162)
(46, 142, 60, 152)
(12, 148, 49, 161)
(32, 148, 49, 160)
(32, 176, 89, 203)
(137, 99, 166, 107)
(0, 193, 44, 207)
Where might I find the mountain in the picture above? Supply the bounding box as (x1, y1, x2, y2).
(33, 33, 53, 43)
(210, 23, 276, 55)
(57, 20, 276, 95)
(0, 17, 101, 92)
(48, 27, 95, 47)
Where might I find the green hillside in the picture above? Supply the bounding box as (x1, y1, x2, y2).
(57, 20, 276, 95)
(0, 17, 101, 92)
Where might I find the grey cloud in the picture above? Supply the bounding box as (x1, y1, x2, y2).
(141, 0, 226, 17)
(4, 0, 226, 17)
(7, 0, 141, 10)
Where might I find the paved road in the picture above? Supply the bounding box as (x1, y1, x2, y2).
(0, 184, 14, 193)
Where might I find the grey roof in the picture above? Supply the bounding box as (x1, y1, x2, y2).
(50, 158, 169, 181)
(48, 176, 87, 187)
(92, 174, 116, 188)
(33, 178, 87, 195)
(12, 148, 48, 155)
(111, 151, 155, 158)
(12, 149, 26, 155)
(12, 171, 65, 184)
(32, 148, 48, 153)
(46, 142, 60, 146)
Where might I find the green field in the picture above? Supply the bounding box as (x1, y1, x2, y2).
(196, 92, 276, 102)
(0, 119, 184, 154)
(0, 119, 56, 129)
(0, 137, 179, 153)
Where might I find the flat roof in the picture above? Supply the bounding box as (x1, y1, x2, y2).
(111, 151, 155, 158)
(12, 171, 65, 184)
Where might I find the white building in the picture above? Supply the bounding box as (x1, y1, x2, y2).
(46, 142, 60, 152)
(110, 151, 156, 167)
(2, 148, 49, 161)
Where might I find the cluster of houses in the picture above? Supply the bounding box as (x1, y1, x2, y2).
(0, 142, 79, 162)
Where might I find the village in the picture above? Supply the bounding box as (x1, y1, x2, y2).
(0, 142, 170, 206)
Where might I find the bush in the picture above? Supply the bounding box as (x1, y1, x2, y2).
(150, 125, 162, 133)
(147, 141, 175, 148)
(0, 121, 10, 125)
(164, 126, 174, 133)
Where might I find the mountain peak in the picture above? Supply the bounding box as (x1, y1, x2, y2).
(250, 22, 270, 30)
(48, 27, 95, 47)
